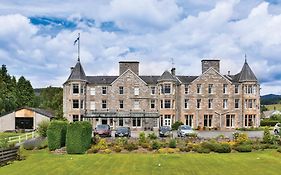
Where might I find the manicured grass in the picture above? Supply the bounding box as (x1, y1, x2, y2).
(0, 132, 21, 140)
(265, 104, 281, 111)
(1, 149, 281, 175)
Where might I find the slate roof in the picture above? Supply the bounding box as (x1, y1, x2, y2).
(176, 76, 198, 84)
(66, 61, 87, 82)
(140, 76, 160, 84)
(157, 71, 178, 82)
(0, 107, 54, 118)
(86, 76, 118, 85)
(238, 60, 257, 82)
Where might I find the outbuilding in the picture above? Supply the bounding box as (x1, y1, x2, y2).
(0, 107, 54, 132)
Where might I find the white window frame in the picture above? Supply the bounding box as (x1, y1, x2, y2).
(132, 118, 142, 127)
(184, 99, 189, 109)
(90, 87, 95, 95)
(72, 84, 79, 95)
(90, 101, 96, 110)
(134, 87, 139, 96)
(223, 99, 228, 109)
(151, 86, 156, 95)
(133, 100, 140, 109)
(226, 114, 235, 128)
(102, 86, 107, 95)
(208, 99, 213, 109)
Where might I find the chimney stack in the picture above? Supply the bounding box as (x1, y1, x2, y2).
(119, 61, 139, 75)
(201, 59, 220, 73)
(171, 68, 176, 76)
(228, 71, 230, 75)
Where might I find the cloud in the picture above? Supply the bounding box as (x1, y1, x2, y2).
(0, 1, 281, 95)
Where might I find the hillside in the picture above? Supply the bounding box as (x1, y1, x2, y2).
(261, 94, 281, 105)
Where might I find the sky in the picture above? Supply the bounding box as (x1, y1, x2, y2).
(0, 0, 281, 95)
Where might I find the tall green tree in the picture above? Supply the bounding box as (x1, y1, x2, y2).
(16, 76, 35, 107)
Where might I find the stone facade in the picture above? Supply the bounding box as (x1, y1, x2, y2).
(63, 59, 260, 130)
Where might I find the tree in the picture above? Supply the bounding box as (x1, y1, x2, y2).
(16, 76, 35, 107)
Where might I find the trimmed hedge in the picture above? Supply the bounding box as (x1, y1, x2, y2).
(66, 121, 92, 154)
(234, 144, 252, 152)
(260, 120, 280, 126)
(47, 120, 68, 151)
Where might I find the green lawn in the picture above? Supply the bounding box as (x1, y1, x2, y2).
(265, 104, 281, 111)
(0, 132, 21, 140)
(0, 149, 281, 175)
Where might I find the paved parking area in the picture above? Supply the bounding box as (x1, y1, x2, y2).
(110, 130, 265, 139)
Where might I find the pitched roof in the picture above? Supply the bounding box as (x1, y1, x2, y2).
(140, 76, 159, 84)
(0, 107, 54, 118)
(86, 76, 118, 84)
(157, 71, 178, 82)
(176, 76, 198, 84)
(66, 61, 87, 82)
(238, 60, 257, 82)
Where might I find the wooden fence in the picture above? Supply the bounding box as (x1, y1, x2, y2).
(7, 132, 36, 144)
(0, 146, 19, 165)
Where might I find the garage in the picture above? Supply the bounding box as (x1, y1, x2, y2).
(0, 107, 54, 132)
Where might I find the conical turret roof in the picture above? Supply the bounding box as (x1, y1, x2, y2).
(66, 60, 87, 82)
(157, 70, 177, 82)
(238, 60, 257, 82)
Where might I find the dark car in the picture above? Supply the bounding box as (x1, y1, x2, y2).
(159, 126, 172, 137)
(115, 127, 131, 137)
(94, 124, 111, 137)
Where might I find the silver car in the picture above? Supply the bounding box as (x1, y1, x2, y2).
(177, 125, 196, 137)
(274, 123, 280, 135)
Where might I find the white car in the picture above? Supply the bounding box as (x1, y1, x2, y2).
(177, 125, 196, 137)
(274, 123, 280, 135)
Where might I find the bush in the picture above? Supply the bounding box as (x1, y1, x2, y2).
(147, 133, 157, 140)
(47, 120, 68, 151)
(215, 143, 231, 153)
(138, 132, 146, 144)
(263, 127, 271, 144)
(234, 144, 252, 152)
(113, 146, 122, 152)
(124, 141, 138, 151)
(115, 137, 128, 147)
(277, 147, 281, 153)
(23, 137, 47, 150)
(66, 121, 92, 154)
(151, 140, 161, 150)
(158, 148, 178, 154)
(169, 139, 177, 148)
(195, 146, 211, 153)
(37, 120, 50, 137)
(260, 119, 279, 126)
(102, 148, 112, 154)
(172, 121, 184, 130)
(95, 138, 108, 150)
(0, 139, 9, 149)
(233, 132, 248, 144)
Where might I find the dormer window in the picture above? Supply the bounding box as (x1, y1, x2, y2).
(72, 84, 79, 94)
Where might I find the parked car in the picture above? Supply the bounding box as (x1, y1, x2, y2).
(159, 126, 172, 137)
(94, 124, 111, 137)
(177, 125, 196, 137)
(115, 127, 131, 137)
(274, 123, 280, 135)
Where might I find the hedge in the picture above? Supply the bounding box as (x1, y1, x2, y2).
(260, 120, 280, 126)
(47, 120, 68, 151)
(66, 121, 92, 154)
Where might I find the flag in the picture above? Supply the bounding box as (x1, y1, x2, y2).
(74, 36, 79, 45)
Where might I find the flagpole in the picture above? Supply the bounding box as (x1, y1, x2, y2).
(78, 33, 80, 62)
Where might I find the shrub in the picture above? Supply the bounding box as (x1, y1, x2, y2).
(88, 146, 99, 154)
(233, 132, 248, 144)
(138, 132, 146, 144)
(37, 120, 50, 137)
(195, 146, 211, 154)
(23, 137, 47, 150)
(215, 143, 231, 153)
(95, 139, 108, 150)
(115, 137, 128, 147)
(263, 127, 271, 144)
(169, 139, 177, 148)
(234, 144, 252, 152)
(151, 140, 161, 150)
(66, 121, 92, 154)
(0, 139, 9, 149)
(124, 141, 138, 151)
(147, 133, 157, 140)
(260, 119, 279, 127)
(141, 142, 150, 149)
(47, 120, 68, 151)
(277, 147, 281, 153)
(102, 149, 112, 154)
(113, 146, 122, 152)
(172, 121, 184, 130)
